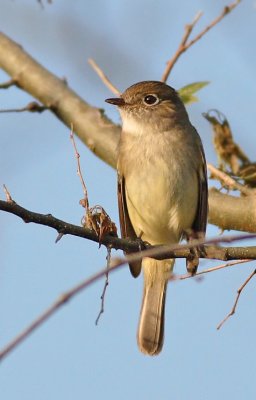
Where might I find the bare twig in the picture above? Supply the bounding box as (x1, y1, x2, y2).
(0, 258, 123, 362)
(177, 259, 251, 280)
(3, 185, 14, 203)
(0, 101, 49, 113)
(95, 246, 111, 325)
(0, 251, 252, 362)
(70, 125, 89, 211)
(70, 127, 117, 241)
(217, 268, 256, 330)
(37, 0, 52, 8)
(0, 78, 18, 89)
(88, 58, 121, 96)
(207, 164, 254, 196)
(161, 0, 241, 82)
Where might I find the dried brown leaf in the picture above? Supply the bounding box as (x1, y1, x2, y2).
(82, 205, 117, 246)
(203, 110, 250, 175)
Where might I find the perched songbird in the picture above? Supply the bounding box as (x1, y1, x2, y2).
(105, 81, 208, 356)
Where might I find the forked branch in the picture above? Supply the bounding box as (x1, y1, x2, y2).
(161, 0, 241, 82)
(217, 269, 256, 329)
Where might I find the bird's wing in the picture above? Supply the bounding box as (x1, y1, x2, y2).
(192, 144, 208, 236)
(186, 140, 208, 274)
(118, 173, 142, 277)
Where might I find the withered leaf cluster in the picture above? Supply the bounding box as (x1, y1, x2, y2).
(204, 110, 256, 188)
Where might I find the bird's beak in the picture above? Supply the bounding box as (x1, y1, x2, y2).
(105, 97, 125, 106)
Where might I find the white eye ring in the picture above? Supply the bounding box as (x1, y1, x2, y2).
(143, 94, 160, 106)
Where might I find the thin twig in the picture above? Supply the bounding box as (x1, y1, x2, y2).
(161, 0, 241, 82)
(180, 11, 203, 46)
(177, 259, 251, 280)
(0, 78, 17, 89)
(70, 127, 117, 240)
(208, 164, 254, 196)
(95, 246, 111, 325)
(0, 101, 49, 113)
(70, 125, 89, 211)
(3, 184, 14, 203)
(0, 252, 252, 361)
(0, 258, 123, 362)
(217, 268, 256, 330)
(37, 0, 52, 8)
(88, 58, 121, 96)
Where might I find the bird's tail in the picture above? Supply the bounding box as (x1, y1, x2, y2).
(137, 257, 174, 356)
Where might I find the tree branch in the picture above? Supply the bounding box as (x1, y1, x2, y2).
(95, 246, 111, 325)
(0, 101, 49, 114)
(208, 163, 254, 196)
(88, 58, 121, 96)
(209, 188, 256, 232)
(177, 259, 251, 280)
(217, 268, 256, 329)
(0, 256, 125, 362)
(0, 78, 18, 89)
(0, 32, 119, 168)
(161, 0, 241, 81)
(0, 249, 253, 362)
(1, 198, 256, 260)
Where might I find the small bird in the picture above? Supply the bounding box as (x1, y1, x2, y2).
(105, 81, 208, 356)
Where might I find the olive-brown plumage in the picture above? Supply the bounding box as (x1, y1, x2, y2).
(106, 81, 208, 355)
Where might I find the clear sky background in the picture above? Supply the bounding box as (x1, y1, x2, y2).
(1, 1, 256, 399)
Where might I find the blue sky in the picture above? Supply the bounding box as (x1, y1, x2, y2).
(1, 1, 256, 399)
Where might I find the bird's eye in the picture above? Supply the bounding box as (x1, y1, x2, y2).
(143, 94, 159, 106)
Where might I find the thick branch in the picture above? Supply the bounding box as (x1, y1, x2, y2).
(1, 199, 256, 260)
(0, 32, 119, 168)
(209, 188, 256, 232)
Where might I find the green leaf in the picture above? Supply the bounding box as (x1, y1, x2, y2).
(178, 81, 210, 105)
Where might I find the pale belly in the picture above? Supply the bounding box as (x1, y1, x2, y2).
(125, 158, 198, 245)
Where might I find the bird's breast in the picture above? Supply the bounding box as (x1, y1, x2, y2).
(118, 130, 198, 245)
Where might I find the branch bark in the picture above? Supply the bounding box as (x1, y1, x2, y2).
(209, 188, 256, 232)
(1, 198, 256, 260)
(0, 32, 119, 168)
